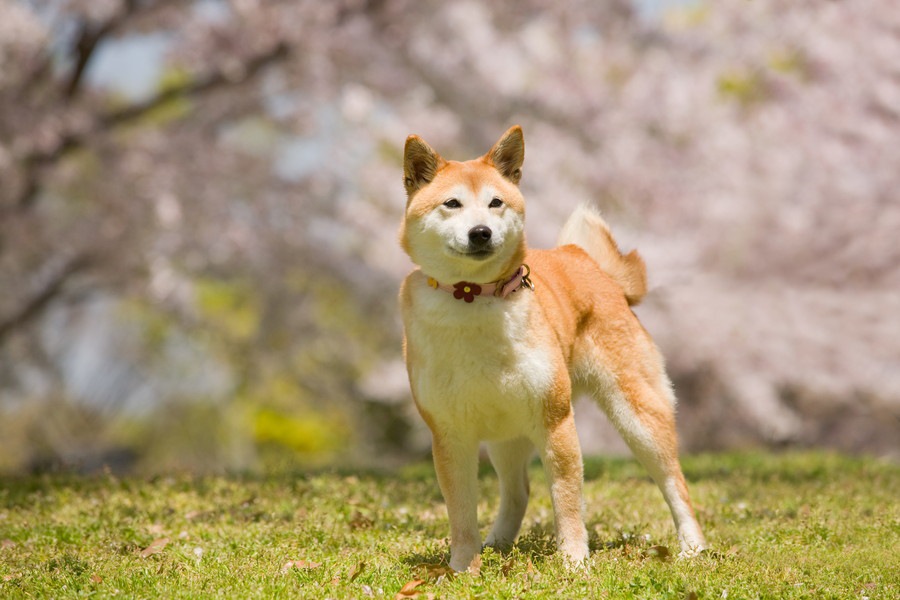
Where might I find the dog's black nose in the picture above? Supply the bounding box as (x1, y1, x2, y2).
(468, 225, 492, 247)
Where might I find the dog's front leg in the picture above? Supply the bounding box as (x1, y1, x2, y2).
(485, 437, 532, 549)
(432, 433, 481, 572)
(538, 411, 589, 566)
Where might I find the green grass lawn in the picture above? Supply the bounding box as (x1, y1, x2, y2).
(1, 452, 897, 599)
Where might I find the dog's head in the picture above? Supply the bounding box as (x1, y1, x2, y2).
(399, 126, 527, 284)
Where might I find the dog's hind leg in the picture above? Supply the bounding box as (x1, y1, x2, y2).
(537, 410, 590, 566)
(485, 437, 533, 549)
(583, 352, 707, 555)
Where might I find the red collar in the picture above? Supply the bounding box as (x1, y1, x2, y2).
(426, 264, 534, 303)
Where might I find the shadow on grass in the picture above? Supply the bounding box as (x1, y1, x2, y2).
(398, 522, 563, 572)
(400, 549, 451, 570)
(396, 519, 684, 576)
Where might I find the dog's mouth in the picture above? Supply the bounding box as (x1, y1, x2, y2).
(447, 246, 495, 261)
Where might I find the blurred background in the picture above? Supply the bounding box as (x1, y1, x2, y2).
(1, 0, 898, 475)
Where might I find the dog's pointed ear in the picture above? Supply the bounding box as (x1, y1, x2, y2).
(403, 135, 445, 197)
(485, 125, 524, 185)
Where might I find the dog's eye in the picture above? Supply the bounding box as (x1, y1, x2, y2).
(489, 197, 503, 208)
(443, 199, 462, 209)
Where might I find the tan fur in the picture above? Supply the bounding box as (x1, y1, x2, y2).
(399, 126, 706, 571)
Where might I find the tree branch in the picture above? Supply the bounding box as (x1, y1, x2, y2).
(15, 41, 290, 210)
(102, 41, 290, 128)
(64, 19, 118, 100)
(63, 0, 155, 100)
(0, 253, 93, 342)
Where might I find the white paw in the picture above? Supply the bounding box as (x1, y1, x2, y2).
(449, 545, 482, 573)
(484, 533, 515, 549)
(559, 541, 589, 569)
(677, 543, 708, 559)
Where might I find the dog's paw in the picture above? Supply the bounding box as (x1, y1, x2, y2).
(449, 545, 482, 573)
(677, 544, 708, 559)
(483, 534, 515, 553)
(559, 541, 590, 570)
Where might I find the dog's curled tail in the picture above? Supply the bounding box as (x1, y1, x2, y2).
(558, 204, 648, 306)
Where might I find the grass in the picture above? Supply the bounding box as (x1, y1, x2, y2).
(0, 452, 898, 599)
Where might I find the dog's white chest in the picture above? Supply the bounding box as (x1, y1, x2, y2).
(405, 287, 556, 442)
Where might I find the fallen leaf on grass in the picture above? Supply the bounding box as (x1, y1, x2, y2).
(3, 574, 19, 582)
(1, 539, 15, 550)
(467, 555, 482, 576)
(348, 560, 366, 582)
(524, 558, 540, 582)
(90, 574, 103, 584)
(349, 511, 374, 530)
(645, 545, 670, 560)
(395, 579, 424, 599)
(414, 562, 453, 581)
(139, 537, 170, 558)
(397, 579, 423, 594)
(281, 559, 321, 573)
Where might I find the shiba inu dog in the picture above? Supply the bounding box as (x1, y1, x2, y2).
(399, 126, 707, 571)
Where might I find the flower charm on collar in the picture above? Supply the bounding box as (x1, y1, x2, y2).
(425, 265, 533, 303)
(452, 281, 481, 303)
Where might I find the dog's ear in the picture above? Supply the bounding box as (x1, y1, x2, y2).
(485, 125, 524, 185)
(403, 135, 445, 196)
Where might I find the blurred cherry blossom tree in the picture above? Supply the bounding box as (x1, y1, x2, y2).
(0, 0, 897, 472)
